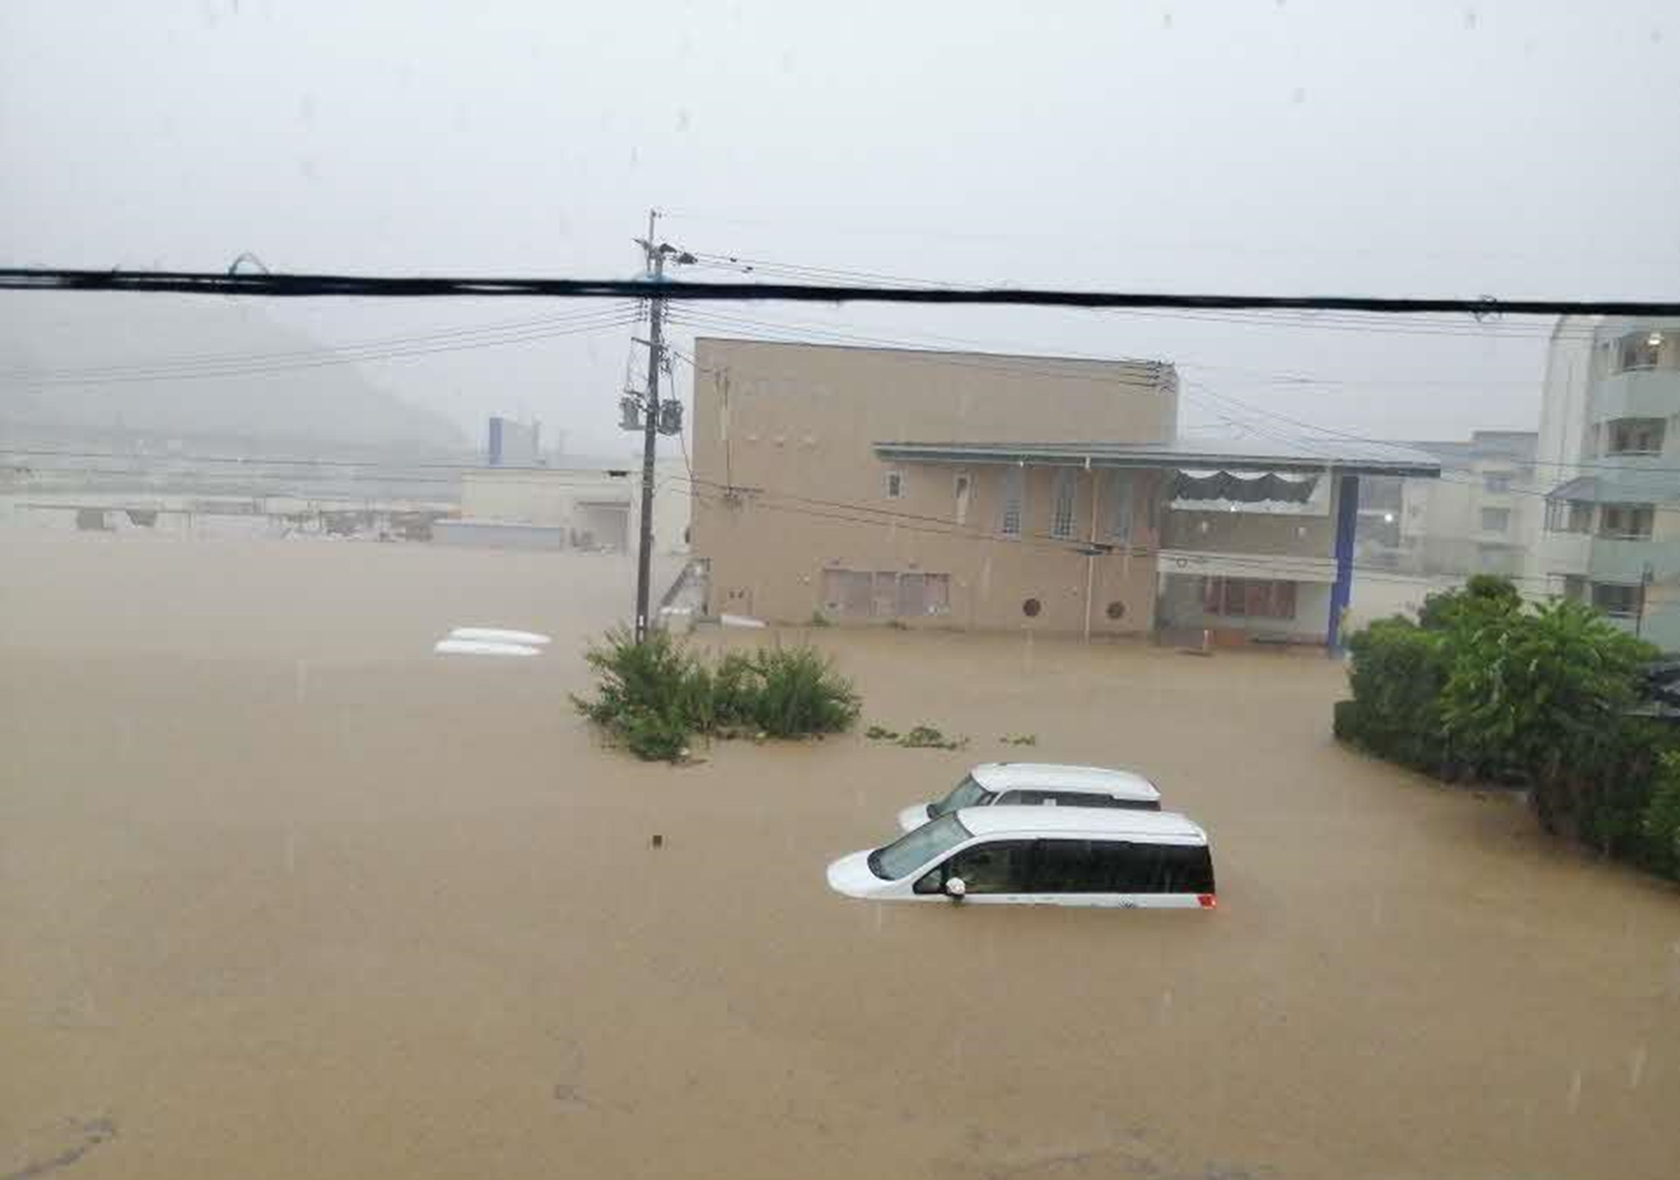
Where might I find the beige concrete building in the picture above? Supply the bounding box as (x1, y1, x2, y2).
(690, 338, 1178, 634)
(689, 337, 1438, 644)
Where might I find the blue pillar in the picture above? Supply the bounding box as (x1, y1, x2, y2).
(1327, 473, 1359, 652)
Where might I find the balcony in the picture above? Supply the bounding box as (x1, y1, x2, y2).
(1537, 530, 1591, 575)
(1592, 369, 1680, 423)
(1588, 537, 1680, 584)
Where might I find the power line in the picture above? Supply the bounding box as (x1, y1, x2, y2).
(679, 304, 1538, 387)
(0, 302, 638, 382)
(5, 463, 623, 490)
(671, 307, 1680, 484)
(672, 310, 1564, 491)
(0, 446, 643, 477)
(671, 250, 1628, 341)
(1182, 380, 1680, 481)
(682, 484, 1575, 591)
(672, 472, 1121, 555)
(667, 308, 1169, 390)
(7, 308, 641, 386)
(7, 267, 1679, 317)
(685, 251, 965, 290)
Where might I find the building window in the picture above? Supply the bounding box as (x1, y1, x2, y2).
(872, 571, 898, 616)
(1000, 467, 1024, 537)
(1592, 582, 1642, 618)
(821, 569, 874, 617)
(1479, 507, 1510, 533)
(1050, 470, 1076, 539)
(885, 470, 903, 499)
(1484, 472, 1512, 493)
(823, 569, 950, 617)
(1202, 577, 1298, 620)
(924, 574, 951, 614)
(1561, 575, 1587, 603)
(1615, 331, 1665, 373)
(1599, 503, 1654, 540)
(1606, 418, 1666, 455)
(1106, 472, 1132, 541)
(1546, 499, 1593, 533)
(953, 473, 971, 525)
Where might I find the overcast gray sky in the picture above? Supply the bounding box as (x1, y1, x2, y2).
(4, 1, 1678, 454)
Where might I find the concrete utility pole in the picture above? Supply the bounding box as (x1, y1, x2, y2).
(633, 209, 665, 643)
(630, 210, 694, 642)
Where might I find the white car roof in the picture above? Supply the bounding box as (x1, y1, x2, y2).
(969, 762, 1160, 800)
(957, 805, 1207, 845)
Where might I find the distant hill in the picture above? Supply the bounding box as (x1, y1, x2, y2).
(0, 293, 467, 453)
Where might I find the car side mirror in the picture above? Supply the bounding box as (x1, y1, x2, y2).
(944, 876, 967, 901)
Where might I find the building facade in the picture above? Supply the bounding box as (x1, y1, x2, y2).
(690, 339, 1179, 634)
(689, 338, 1437, 644)
(1392, 431, 1539, 577)
(1528, 316, 1680, 648)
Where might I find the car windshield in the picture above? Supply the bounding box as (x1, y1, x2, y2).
(868, 813, 972, 880)
(928, 774, 994, 818)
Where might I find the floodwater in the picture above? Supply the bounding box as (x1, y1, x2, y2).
(3, 532, 1679, 1180)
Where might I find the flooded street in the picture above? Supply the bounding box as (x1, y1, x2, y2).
(4, 534, 1679, 1180)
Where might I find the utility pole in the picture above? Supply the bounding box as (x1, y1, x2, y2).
(1637, 561, 1654, 639)
(633, 209, 665, 643)
(628, 210, 693, 642)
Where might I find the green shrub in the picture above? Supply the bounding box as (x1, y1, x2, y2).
(709, 651, 761, 731)
(1418, 574, 1522, 633)
(620, 705, 690, 762)
(1338, 581, 1680, 879)
(573, 630, 861, 760)
(899, 724, 966, 750)
(1441, 598, 1654, 789)
(1331, 699, 1363, 743)
(572, 626, 700, 728)
(750, 645, 860, 737)
(1345, 618, 1452, 773)
(1642, 751, 1680, 879)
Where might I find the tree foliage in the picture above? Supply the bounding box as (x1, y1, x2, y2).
(1336, 578, 1679, 879)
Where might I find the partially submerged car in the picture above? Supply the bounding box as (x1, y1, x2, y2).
(828, 806, 1216, 908)
(896, 762, 1161, 833)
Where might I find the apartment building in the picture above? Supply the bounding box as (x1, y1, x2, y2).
(1529, 316, 1680, 647)
(1397, 431, 1539, 576)
(688, 338, 1437, 646)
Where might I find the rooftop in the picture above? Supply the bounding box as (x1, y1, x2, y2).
(959, 806, 1207, 843)
(970, 762, 1160, 799)
(692, 334, 1172, 378)
(875, 434, 1441, 478)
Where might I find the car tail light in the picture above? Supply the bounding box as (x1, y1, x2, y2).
(1197, 893, 1217, 909)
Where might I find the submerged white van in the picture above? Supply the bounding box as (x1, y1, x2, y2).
(896, 763, 1162, 833)
(828, 806, 1216, 909)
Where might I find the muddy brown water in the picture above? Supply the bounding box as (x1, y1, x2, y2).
(2, 533, 1678, 1180)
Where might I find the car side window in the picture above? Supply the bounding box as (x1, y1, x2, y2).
(1055, 791, 1111, 808)
(1098, 841, 1152, 891)
(946, 839, 1034, 893)
(912, 865, 944, 894)
(1005, 790, 1056, 806)
(1031, 839, 1107, 892)
(993, 790, 1022, 805)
